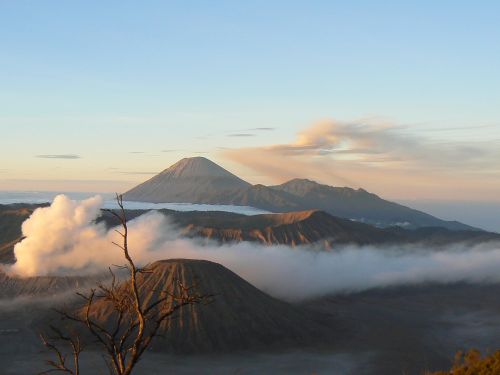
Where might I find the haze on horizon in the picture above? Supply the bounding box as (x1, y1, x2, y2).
(1, 1, 499, 203)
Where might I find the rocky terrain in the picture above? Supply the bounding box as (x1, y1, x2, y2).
(103, 207, 500, 248)
(165, 209, 500, 247)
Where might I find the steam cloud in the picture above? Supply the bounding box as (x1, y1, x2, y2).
(7, 195, 500, 301)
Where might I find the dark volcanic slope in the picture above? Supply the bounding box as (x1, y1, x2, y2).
(122, 157, 476, 230)
(85, 259, 331, 353)
(218, 184, 301, 212)
(177, 210, 403, 246)
(0, 270, 91, 299)
(271, 178, 474, 231)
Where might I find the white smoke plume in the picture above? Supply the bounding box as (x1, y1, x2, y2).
(7, 195, 500, 301)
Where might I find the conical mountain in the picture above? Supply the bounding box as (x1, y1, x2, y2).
(123, 157, 250, 203)
(82, 259, 330, 353)
(122, 157, 477, 230)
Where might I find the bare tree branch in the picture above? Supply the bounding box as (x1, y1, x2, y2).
(42, 193, 211, 375)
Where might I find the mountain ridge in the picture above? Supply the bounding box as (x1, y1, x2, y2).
(98, 208, 499, 248)
(2, 203, 494, 265)
(124, 157, 476, 231)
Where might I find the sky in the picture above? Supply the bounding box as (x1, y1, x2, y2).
(1, 1, 499, 202)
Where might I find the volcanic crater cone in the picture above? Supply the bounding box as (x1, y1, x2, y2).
(84, 259, 332, 353)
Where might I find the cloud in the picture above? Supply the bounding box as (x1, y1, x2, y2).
(7, 195, 500, 302)
(249, 127, 276, 131)
(35, 154, 81, 159)
(220, 119, 500, 200)
(228, 133, 256, 137)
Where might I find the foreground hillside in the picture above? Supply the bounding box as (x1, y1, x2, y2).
(3, 259, 333, 354)
(123, 157, 476, 230)
(2, 260, 500, 374)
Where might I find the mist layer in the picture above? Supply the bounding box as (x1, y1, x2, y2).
(8, 195, 500, 301)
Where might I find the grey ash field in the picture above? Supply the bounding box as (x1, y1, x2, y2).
(1, 157, 500, 374)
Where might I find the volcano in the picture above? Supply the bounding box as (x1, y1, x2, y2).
(123, 157, 250, 203)
(123, 157, 477, 230)
(83, 259, 331, 353)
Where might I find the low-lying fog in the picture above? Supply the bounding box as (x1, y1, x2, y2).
(5, 194, 500, 302)
(0, 191, 271, 215)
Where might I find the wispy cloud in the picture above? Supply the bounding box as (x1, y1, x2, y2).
(249, 127, 276, 131)
(228, 133, 255, 137)
(221, 119, 500, 200)
(35, 154, 81, 159)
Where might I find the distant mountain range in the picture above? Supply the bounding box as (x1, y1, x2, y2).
(100, 208, 500, 248)
(124, 157, 476, 231)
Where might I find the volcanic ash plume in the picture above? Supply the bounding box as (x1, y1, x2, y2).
(7, 195, 500, 301)
(9, 195, 173, 277)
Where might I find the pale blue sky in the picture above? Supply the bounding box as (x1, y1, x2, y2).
(1, 1, 499, 199)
